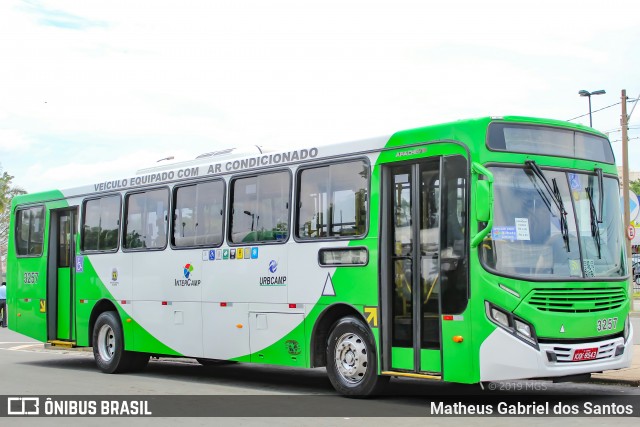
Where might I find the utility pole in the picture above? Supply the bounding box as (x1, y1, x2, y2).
(621, 89, 633, 309)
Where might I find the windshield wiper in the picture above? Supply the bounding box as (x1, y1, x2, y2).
(595, 167, 604, 222)
(525, 160, 570, 252)
(552, 178, 570, 252)
(586, 186, 602, 259)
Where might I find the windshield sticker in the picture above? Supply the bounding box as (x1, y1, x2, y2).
(583, 259, 596, 277)
(515, 218, 531, 240)
(568, 173, 582, 190)
(491, 226, 517, 241)
(569, 259, 582, 277)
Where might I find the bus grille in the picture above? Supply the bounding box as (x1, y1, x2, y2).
(526, 288, 626, 313)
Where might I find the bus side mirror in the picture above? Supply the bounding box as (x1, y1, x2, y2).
(475, 181, 491, 222)
(471, 162, 494, 248)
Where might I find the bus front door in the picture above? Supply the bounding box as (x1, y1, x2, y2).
(382, 159, 443, 376)
(47, 208, 77, 342)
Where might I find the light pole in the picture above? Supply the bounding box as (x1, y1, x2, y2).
(578, 89, 606, 127)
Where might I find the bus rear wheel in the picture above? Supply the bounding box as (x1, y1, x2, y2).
(93, 311, 149, 373)
(326, 316, 388, 397)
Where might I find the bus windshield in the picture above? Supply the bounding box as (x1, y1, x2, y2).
(481, 166, 625, 279)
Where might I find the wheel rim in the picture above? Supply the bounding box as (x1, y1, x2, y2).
(97, 324, 116, 362)
(334, 332, 368, 384)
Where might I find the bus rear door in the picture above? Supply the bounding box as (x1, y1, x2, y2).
(47, 208, 78, 343)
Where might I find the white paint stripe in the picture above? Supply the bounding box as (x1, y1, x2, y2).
(0, 342, 39, 344)
(9, 344, 41, 350)
(0, 347, 91, 355)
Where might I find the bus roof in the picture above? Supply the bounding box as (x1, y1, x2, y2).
(13, 116, 607, 206)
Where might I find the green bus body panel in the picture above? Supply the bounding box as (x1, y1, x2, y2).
(441, 308, 475, 382)
(389, 348, 443, 372)
(392, 348, 414, 370)
(7, 193, 65, 342)
(9, 256, 49, 342)
(420, 350, 442, 373)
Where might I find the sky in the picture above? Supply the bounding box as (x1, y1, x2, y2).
(0, 0, 639, 193)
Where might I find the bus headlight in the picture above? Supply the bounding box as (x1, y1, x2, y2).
(490, 307, 510, 328)
(624, 315, 631, 342)
(514, 319, 532, 338)
(485, 301, 538, 348)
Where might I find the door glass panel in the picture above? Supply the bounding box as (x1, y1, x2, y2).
(58, 214, 71, 267)
(391, 166, 413, 347)
(441, 156, 469, 314)
(419, 165, 441, 348)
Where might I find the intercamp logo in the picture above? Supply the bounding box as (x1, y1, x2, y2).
(183, 263, 194, 279)
(7, 397, 40, 415)
(175, 263, 201, 287)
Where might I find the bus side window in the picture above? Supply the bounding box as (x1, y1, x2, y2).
(124, 188, 168, 250)
(125, 193, 144, 249)
(15, 206, 45, 257)
(295, 159, 369, 240)
(81, 195, 121, 252)
(174, 184, 197, 247)
(230, 172, 290, 244)
(298, 167, 325, 238)
(16, 209, 31, 255)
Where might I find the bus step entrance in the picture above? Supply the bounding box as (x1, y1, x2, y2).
(45, 340, 77, 349)
(380, 371, 442, 380)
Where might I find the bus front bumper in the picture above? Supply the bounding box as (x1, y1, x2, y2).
(479, 324, 634, 382)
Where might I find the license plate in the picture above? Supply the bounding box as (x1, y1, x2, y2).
(572, 348, 598, 361)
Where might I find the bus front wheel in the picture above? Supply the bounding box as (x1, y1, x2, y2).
(326, 316, 388, 397)
(93, 311, 148, 373)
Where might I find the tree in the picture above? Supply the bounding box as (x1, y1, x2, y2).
(1, 166, 27, 277)
(630, 179, 640, 197)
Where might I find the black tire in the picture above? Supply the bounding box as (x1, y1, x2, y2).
(92, 311, 148, 374)
(326, 316, 389, 397)
(196, 358, 237, 366)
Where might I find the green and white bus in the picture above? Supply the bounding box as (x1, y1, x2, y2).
(7, 116, 634, 396)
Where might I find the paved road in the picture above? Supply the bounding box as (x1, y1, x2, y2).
(0, 327, 639, 426)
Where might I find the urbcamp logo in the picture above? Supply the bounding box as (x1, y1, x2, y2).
(269, 260, 278, 273)
(260, 260, 287, 286)
(175, 263, 201, 287)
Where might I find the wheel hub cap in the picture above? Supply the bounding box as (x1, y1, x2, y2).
(97, 324, 116, 362)
(334, 332, 368, 384)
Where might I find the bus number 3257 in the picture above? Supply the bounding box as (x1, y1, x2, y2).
(596, 317, 618, 332)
